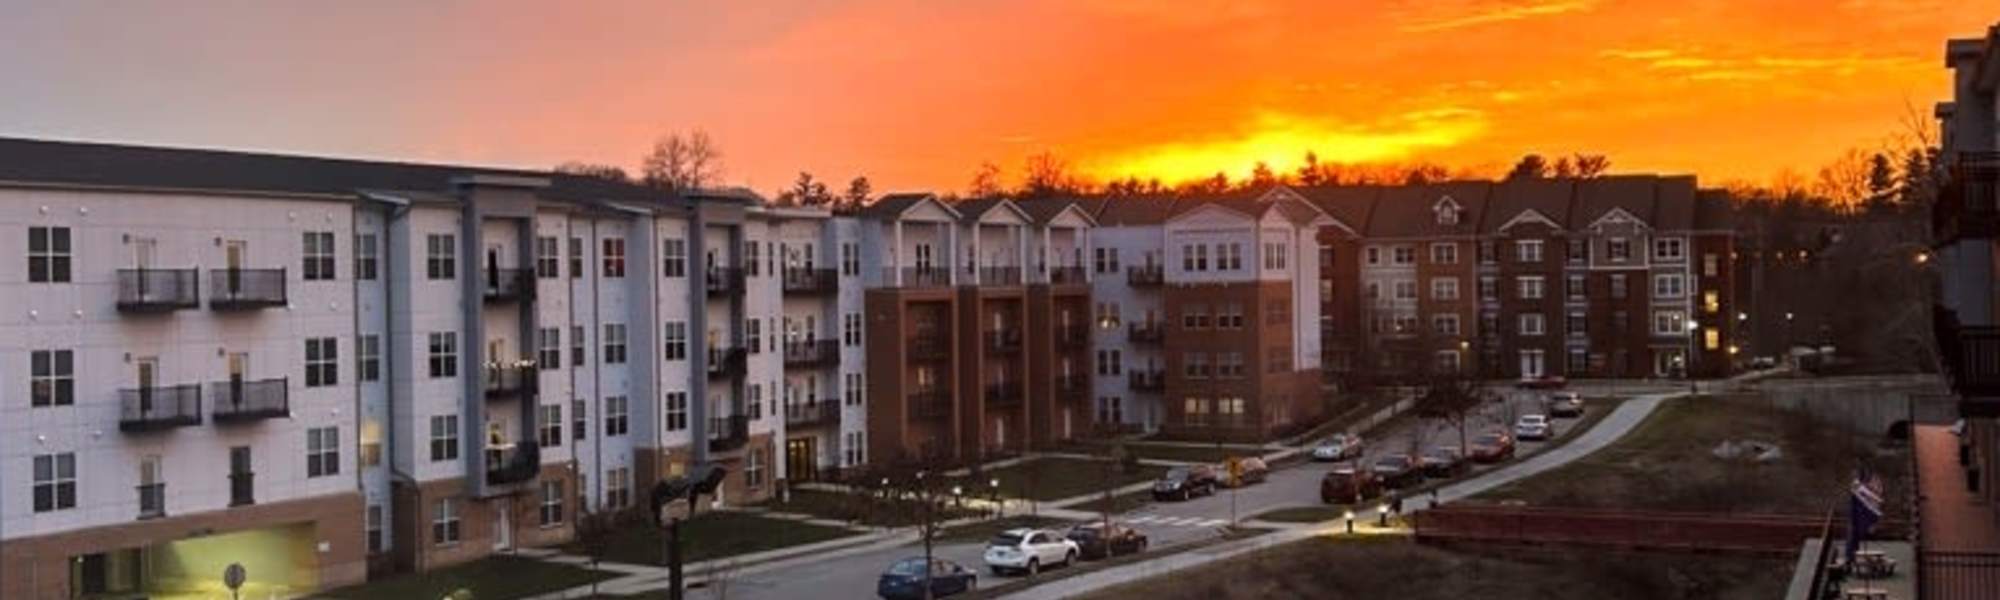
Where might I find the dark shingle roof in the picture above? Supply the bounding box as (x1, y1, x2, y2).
(1369, 181, 1490, 238)
(1571, 175, 1658, 230)
(1485, 179, 1574, 234)
(857, 192, 937, 218)
(1294, 185, 1381, 235)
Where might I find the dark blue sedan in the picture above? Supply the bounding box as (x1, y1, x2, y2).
(878, 557, 977, 599)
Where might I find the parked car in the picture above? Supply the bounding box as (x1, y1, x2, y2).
(879, 557, 977, 599)
(1371, 453, 1422, 489)
(1514, 414, 1553, 441)
(1548, 392, 1584, 418)
(1467, 431, 1516, 463)
(1516, 374, 1568, 390)
(1749, 356, 1779, 370)
(1419, 445, 1467, 478)
(1222, 456, 1270, 488)
(982, 528, 1080, 575)
(1067, 521, 1149, 560)
(1151, 464, 1219, 501)
(1311, 433, 1365, 462)
(1320, 463, 1383, 504)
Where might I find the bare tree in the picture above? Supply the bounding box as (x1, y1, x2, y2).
(573, 508, 619, 596)
(876, 457, 957, 600)
(776, 171, 832, 207)
(968, 161, 1005, 198)
(1414, 371, 1486, 455)
(641, 130, 724, 191)
(555, 161, 631, 182)
(1506, 154, 1549, 180)
(1021, 151, 1084, 198)
(1572, 154, 1612, 178)
(1812, 148, 1873, 212)
(1297, 152, 1326, 186)
(843, 176, 873, 212)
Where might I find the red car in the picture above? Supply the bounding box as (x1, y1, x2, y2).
(1320, 464, 1383, 505)
(1467, 431, 1517, 463)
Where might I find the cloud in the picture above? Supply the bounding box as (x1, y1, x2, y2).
(1081, 108, 1489, 183)
(1400, 0, 1599, 33)
(1599, 46, 1924, 81)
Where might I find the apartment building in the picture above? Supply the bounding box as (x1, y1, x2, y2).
(0, 138, 867, 598)
(1076, 191, 1331, 440)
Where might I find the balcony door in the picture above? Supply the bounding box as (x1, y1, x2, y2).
(138, 455, 163, 518)
(135, 357, 158, 415)
(227, 352, 249, 408)
(223, 239, 247, 295)
(786, 438, 817, 482)
(492, 497, 514, 552)
(486, 245, 501, 293)
(132, 237, 158, 301)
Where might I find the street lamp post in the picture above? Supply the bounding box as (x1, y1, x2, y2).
(1686, 319, 1701, 397)
(1343, 510, 1355, 535)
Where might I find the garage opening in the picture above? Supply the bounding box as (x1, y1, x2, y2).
(71, 523, 317, 599)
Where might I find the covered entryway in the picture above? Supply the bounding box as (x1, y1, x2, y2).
(786, 437, 820, 482)
(72, 523, 318, 600)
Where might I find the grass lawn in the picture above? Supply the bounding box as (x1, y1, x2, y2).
(1250, 505, 1348, 523)
(1076, 536, 1789, 600)
(1063, 490, 1153, 514)
(1122, 443, 1261, 464)
(939, 514, 1079, 543)
(758, 488, 984, 527)
(963, 458, 1168, 502)
(1477, 394, 1910, 519)
(563, 511, 858, 566)
(318, 555, 614, 600)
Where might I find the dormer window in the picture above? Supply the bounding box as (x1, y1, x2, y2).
(1433, 196, 1461, 226)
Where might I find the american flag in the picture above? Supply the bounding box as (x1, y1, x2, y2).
(1845, 468, 1883, 561)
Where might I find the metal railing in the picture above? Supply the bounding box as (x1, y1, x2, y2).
(985, 329, 1023, 355)
(782, 268, 838, 295)
(486, 441, 541, 486)
(116, 268, 200, 312)
(910, 334, 950, 359)
(1921, 550, 2000, 600)
(883, 267, 952, 289)
(977, 266, 1023, 286)
(1056, 375, 1089, 403)
(1057, 324, 1089, 348)
(484, 367, 533, 400)
(1126, 265, 1163, 287)
(707, 347, 748, 378)
(910, 390, 952, 419)
(209, 268, 287, 310)
(119, 384, 203, 432)
(1127, 322, 1164, 344)
(1935, 151, 2000, 243)
(783, 340, 839, 368)
(482, 267, 537, 304)
(985, 382, 1022, 407)
(705, 267, 745, 296)
(210, 377, 289, 423)
(229, 471, 255, 507)
(137, 483, 166, 519)
(708, 415, 750, 452)
(785, 402, 840, 427)
(1049, 266, 1086, 285)
(1932, 307, 2000, 415)
(1128, 370, 1165, 392)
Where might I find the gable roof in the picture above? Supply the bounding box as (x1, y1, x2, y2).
(951, 197, 1033, 224)
(1484, 179, 1574, 234)
(1013, 197, 1098, 227)
(1369, 181, 1491, 237)
(1293, 185, 1381, 237)
(858, 192, 962, 220)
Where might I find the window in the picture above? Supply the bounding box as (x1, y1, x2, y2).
(427, 332, 458, 378)
(1094, 247, 1121, 273)
(1431, 278, 1459, 301)
(571, 326, 586, 366)
(1435, 350, 1462, 373)
(746, 448, 767, 488)
(1433, 314, 1461, 335)
(1703, 253, 1720, 277)
(606, 468, 631, 509)
(1266, 347, 1292, 373)
(367, 505, 385, 554)
(1566, 274, 1585, 300)
(425, 234, 456, 280)
(1607, 238, 1632, 261)
(27, 226, 72, 283)
(1216, 352, 1245, 378)
(1366, 282, 1380, 300)
(1181, 304, 1209, 330)
(1613, 310, 1630, 332)
(1183, 397, 1210, 426)
(662, 322, 688, 361)
(540, 480, 565, 526)
(538, 404, 563, 448)
(1394, 280, 1417, 300)
(1477, 240, 1497, 264)
(1183, 353, 1209, 379)
(1566, 239, 1587, 263)
(1263, 243, 1288, 270)
(30, 349, 75, 407)
(358, 334, 381, 382)
(603, 324, 628, 364)
(1609, 274, 1629, 299)
(1517, 276, 1545, 300)
(1567, 311, 1587, 336)
(1265, 299, 1289, 325)
(844, 313, 862, 347)
(429, 415, 460, 461)
(572, 399, 588, 441)
(536, 236, 559, 278)
(537, 328, 561, 370)
(1430, 243, 1458, 264)
(568, 237, 584, 278)
(1478, 276, 1497, 300)
(844, 372, 864, 406)
(1515, 239, 1543, 263)
(1096, 349, 1124, 376)
(1654, 311, 1687, 336)
(665, 392, 689, 431)
(361, 438, 382, 467)
(602, 238, 626, 277)
(842, 243, 860, 276)
(1519, 313, 1546, 336)
(1395, 315, 1419, 333)
(1652, 274, 1685, 299)
(662, 238, 687, 277)
(355, 233, 379, 280)
(1391, 246, 1416, 265)
(32, 452, 76, 512)
(307, 426, 340, 478)
(1436, 203, 1460, 225)
(604, 396, 629, 436)
(1653, 238, 1685, 261)
(432, 498, 460, 545)
(1365, 246, 1382, 266)
(303, 231, 336, 281)
(1218, 303, 1245, 329)
(1705, 328, 1721, 351)
(1219, 243, 1244, 270)
(1703, 290, 1721, 314)
(305, 337, 338, 387)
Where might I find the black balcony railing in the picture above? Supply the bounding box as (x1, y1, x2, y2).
(782, 268, 838, 295)
(708, 415, 750, 452)
(1921, 550, 2000, 600)
(707, 347, 748, 378)
(137, 483, 166, 519)
(229, 471, 254, 507)
(910, 390, 952, 419)
(785, 401, 840, 428)
(1934, 306, 2000, 418)
(1057, 324, 1089, 349)
(210, 377, 289, 423)
(484, 367, 533, 400)
(884, 267, 952, 288)
(1128, 370, 1165, 392)
(1127, 322, 1164, 345)
(706, 267, 746, 296)
(985, 329, 1023, 355)
(209, 268, 287, 310)
(977, 266, 1023, 286)
(486, 441, 541, 486)
(1049, 266, 1086, 285)
(482, 267, 537, 304)
(910, 334, 950, 360)
(119, 384, 203, 432)
(985, 382, 1022, 407)
(1935, 152, 2000, 244)
(1126, 265, 1164, 287)
(1056, 374, 1089, 402)
(116, 269, 200, 313)
(783, 340, 839, 368)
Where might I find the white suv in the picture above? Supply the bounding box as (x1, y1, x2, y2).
(1514, 414, 1552, 441)
(982, 528, 1079, 576)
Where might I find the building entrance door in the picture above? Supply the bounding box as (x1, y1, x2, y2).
(786, 437, 818, 482)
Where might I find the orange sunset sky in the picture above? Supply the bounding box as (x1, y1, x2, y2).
(0, 1, 1992, 194)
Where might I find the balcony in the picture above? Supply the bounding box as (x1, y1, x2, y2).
(137, 483, 165, 520)
(1126, 265, 1164, 287)
(1128, 370, 1165, 392)
(229, 471, 254, 507)
(1057, 324, 1089, 349)
(783, 340, 839, 369)
(708, 415, 750, 452)
(119, 384, 203, 432)
(985, 329, 1023, 355)
(884, 267, 952, 289)
(1127, 322, 1164, 345)
(209, 268, 287, 310)
(985, 382, 1022, 408)
(482, 268, 536, 304)
(210, 377, 289, 423)
(485, 441, 542, 486)
(1049, 266, 1086, 285)
(116, 268, 200, 313)
(707, 347, 748, 379)
(706, 267, 746, 296)
(484, 367, 533, 400)
(1933, 307, 2000, 417)
(785, 401, 840, 428)
(910, 334, 950, 360)
(910, 389, 952, 419)
(1934, 152, 2000, 244)
(782, 268, 838, 296)
(977, 266, 1023, 286)
(1056, 374, 1089, 403)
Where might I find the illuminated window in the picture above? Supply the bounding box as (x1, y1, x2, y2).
(1705, 329, 1721, 351)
